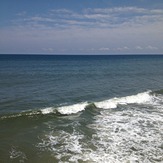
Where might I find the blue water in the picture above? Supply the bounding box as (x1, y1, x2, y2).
(0, 55, 163, 162)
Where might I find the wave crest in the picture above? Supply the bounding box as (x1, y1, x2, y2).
(1, 90, 162, 120)
(41, 91, 154, 115)
(95, 91, 152, 109)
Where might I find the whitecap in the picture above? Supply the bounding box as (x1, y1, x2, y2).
(56, 102, 88, 115)
(95, 91, 153, 109)
(40, 107, 55, 115)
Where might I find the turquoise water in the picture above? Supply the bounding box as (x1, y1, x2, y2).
(0, 55, 163, 162)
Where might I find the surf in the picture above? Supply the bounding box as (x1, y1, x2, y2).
(1, 90, 162, 120)
(37, 90, 163, 163)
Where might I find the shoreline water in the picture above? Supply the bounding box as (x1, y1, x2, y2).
(0, 55, 163, 162)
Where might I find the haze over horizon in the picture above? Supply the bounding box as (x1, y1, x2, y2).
(0, 0, 163, 54)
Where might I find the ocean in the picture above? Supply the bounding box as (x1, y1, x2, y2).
(0, 55, 163, 163)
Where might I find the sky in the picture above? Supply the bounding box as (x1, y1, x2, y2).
(0, 0, 163, 54)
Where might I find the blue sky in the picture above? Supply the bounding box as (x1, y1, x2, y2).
(0, 0, 163, 54)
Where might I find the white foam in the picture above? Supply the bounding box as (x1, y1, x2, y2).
(41, 107, 55, 115)
(56, 102, 88, 115)
(86, 99, 163, 163)
(95, 91, 152, 109)
(37, 129, 84, 161)
(39, 91, 153, 116)
(36, 91, 163, 162)
(10, 146, 27, 162)
(0, 91, 158, 120)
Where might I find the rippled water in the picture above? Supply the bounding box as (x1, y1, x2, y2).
(0, 55, 163, 163)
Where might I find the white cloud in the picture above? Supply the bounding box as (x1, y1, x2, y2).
(99, 47, 110, 51)
(13, 7, 163, 30)
(117, 46, 130, 51)
(28, 17, 54, 22)
(1, 7, 163, 54)
(16, 11, 27, 16)
(91, 7, 147, 14)
(146, 45, 158, 50)
(149, 9, 163, 14)
(42, 48, 54, 53)
(136, 46, 143, 50)
(50, 9, 75, 15)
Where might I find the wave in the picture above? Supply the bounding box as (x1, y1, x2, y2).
(95, 91, 152, 109)
(1, 90, 162, 120)
(41, 91, 154, 115)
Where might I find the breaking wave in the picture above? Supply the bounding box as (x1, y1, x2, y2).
(1, 90, 162, 120)
(2, 90, 162, 162)
(41, 90, 156, 115)
(36, 90, 163, 163)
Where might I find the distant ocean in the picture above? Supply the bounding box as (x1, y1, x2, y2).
(0, 55, 163, 163)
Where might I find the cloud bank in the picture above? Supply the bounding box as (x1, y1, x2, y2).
(0, 7, 163, 54)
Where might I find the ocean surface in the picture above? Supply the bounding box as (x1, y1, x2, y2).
(0, 55, 163, 163)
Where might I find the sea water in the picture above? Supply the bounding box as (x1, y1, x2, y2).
(0, 55, 163, 163)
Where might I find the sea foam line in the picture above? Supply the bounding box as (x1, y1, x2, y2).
(41, 91, 154, 115)
(95, 91, 152, 109)
(0, 91, 156, 119)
